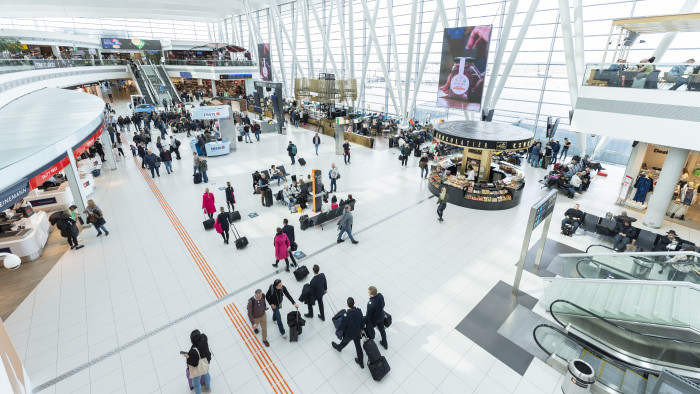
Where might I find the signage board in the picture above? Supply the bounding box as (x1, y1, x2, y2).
(190, 105, 231, 120)
(101, 38, 162, 50)
(180, 72, 192, 78)
(532, 191, 557, 230)
(0, 179, 30, 211)
(28, 156, 71, 189)
(219, 74, 253, 80)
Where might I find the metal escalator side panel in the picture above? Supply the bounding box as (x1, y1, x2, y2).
(598, 359, 626, 391)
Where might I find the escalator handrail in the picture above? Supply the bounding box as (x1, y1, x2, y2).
(549, 299, 700, 345)
(575, 255, 700, 280)
(544, 276, 700, 290)
(586, 244, 616, 253)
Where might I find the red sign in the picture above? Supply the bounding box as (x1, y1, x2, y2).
(73, 123, 105, 158)
(29, 156, 71, 189)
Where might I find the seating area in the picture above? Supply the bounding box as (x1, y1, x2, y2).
(300, 200, 356, 231)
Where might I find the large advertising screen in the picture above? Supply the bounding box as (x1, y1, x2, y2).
(101, 38, 162, 50)
(258, 43, 272, 81)
(436, 25, 492, 111)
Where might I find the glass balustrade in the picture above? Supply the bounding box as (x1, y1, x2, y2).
(0, 58, 127, 75)
(583, 62, 700, 91)
(164, 59, 255, 67)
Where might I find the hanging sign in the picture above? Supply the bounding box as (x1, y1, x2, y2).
(28, 155, 71, 189)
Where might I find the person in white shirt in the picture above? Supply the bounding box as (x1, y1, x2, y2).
(466, 165, 475, 182)
(282, 185, 297, 211)
(570, 172, 583, 192)
(321, 195, 331, 213)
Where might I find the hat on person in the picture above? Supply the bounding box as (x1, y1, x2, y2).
(667, 230, 677, 235)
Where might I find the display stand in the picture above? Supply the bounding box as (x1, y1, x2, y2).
(512, 190, 557, 296)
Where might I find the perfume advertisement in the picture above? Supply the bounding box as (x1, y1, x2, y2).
(436, 25, 492, 111)
(257, 43, 272, 81)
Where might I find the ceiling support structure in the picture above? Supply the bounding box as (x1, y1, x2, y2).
(408, 3, 443, 117)
(402, 0, 420, 122)
(357, 0, 380, 108)
(652, 0, 699, 61)
(385, 0, 405, 118)
(483, 0, 519, 112)
(301, 0, 315, 76)
(558, 0, 585, 155)
(573, 0, 585, 82)
(269, 0, 306, 79)
(309, 0, 340, 77)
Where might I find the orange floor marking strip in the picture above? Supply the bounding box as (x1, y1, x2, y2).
(132, 158, 292, 392)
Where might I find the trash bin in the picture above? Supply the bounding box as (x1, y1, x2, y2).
(562, 359, 595, 394)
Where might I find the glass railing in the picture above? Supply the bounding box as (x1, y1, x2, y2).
(543, 278, 700, 332)
(164, 59, 256, 67)
(583, 62, 700, 91)
(552, 251, 700, 285)
(0, 58, 127, 74)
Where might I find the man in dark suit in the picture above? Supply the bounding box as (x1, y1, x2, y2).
(365, 286, 387, 349)
(653, 230, 683, 252)
(332, 297, 365, 368)
(281, 219, 298, 267)
(305, 265, 327, 320)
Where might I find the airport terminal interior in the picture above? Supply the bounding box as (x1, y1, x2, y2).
(1, 1, 700, 393)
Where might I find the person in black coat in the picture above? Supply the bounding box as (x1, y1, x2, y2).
(653, 230, 683, 252)
(265, 279, 298, 338)
(332, 297, 365, 368)
(304, 265, 327, 320)
(216, 207, 230, 244)
(561, 204, 584, 235)
(365, 286, 387, 349)
(137, 142, 147, 168)
(281, 219, 298, 267)
(613, 218, 636, 251)
(225, 182, 235, 211)
(57, 214, 83, 250)
(183, 329, 212, 393)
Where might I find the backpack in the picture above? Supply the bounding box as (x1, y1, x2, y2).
(175, 139, 181, 147)
(199, 160, 208, 172)
(291, 145, 297, 155)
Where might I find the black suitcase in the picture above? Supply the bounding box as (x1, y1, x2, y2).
(276, 190, 283, 201)
(363, 339, 382, 364)
(384, 312, 392, 328)
(298, 158, 306, 166)
(291, 175, 297, 182)
(388, 138, 394, 148)
(193, 172, 202, 184)
(231, 223, 248, 249)
(237, 135, 243, 142)
(562, 223, 574, 236)
(264, 189, 273, 207)
(289, 326, 299, 342)
(414, 147, 420, 157)
(368, 356, 391, 381)
(293, 265, 309, 281)
(300, 218, 310, 231)
(287, 310, 306, 327)
(230, 211, 241, 222)
(203, 218, 214, 230)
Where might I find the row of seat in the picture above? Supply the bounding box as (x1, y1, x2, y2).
(301, 200, 356, 230)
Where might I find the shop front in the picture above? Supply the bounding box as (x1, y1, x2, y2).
(427, 121, 532, 210)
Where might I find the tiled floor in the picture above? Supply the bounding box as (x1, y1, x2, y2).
(5, 97, 700, 394)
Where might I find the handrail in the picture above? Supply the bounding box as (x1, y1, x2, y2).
(576, 250, 700, 258)
(586, 244, 616, 253)
(543, 277, 700, 290)
(548, 299, 700, 345)
(576, 255, 700, 279)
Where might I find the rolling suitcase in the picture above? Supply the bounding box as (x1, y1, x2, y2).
(293, 265, 309, 281)
(229, 211, 241, 222)
(231, 222, 248, 249)
(332, 310, 345, 340)
(202, 215, 215, 230)
(368, 356, 391, 381)
(363, 339, 382, 364)
(298, 158, 306, 166)
(237, 135, 243, 142)
(193, 172, 202, 184)
(264, 189, 273, 207)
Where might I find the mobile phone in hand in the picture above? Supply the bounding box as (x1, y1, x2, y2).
(180, 351, 188, 355)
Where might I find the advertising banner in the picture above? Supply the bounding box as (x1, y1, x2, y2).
(190, 105, 231, 120)
(28, 155, 71, 189)
(0, 178, 30, 211)
(257, 43, 272, 81)
(436, 25, 492, 111)
(72, 123, 105, 158)
(101, 38, 162, 50)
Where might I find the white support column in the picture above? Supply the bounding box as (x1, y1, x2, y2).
(64, 151, 87, 215)
(269, 9, 289, 96)
(386, 0, 405, 118)
(600, 25, 614, 67)
(245, 1, 282, 83)
(643, 147, 690, 228)
(100, 133, 117, 170)
(403, 0, 420, 121)
(458, 0, 467, 25)
(358, 0, 380, 107)
(269, 0, 306, 79)
(309, 0, 340, 77)
(336, 0, 349, 77)
(558, 0, 585, 155)
(348, 0, 355, 81)
(360, 0, 401, 116)
(572, 0, 585, 82)
(211, 79, 217, 96)
(301, 0, 316, 76)
(484, 0, 519, 111)
(489, 0, 540, 109)
(409, 5, 442, 115)
(223, 18, 230, 44)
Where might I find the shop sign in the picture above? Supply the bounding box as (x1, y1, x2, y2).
(0, 178, 30, 211)
(28, 156, 71, 189)
(468, 149, 483, 155)
(72, 123, 105, 158)
(190, 106, 230, 120)
(653, 148, 668, 154)
(29, 197, 58, 207)
(179, 72, 192, 78)
(434, 130, 532, 150)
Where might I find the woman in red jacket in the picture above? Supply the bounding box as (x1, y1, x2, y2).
(202, 188, 216, 219)
(272, 227, 291, 272)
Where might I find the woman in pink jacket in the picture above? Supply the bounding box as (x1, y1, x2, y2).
(202, 188, 216, 219)
(272, 227, 291, 272)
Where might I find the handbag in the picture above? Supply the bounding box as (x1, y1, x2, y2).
(335, 173, 341, 180)
(398, 155, 404, 161)
(188, 347, 210, 379)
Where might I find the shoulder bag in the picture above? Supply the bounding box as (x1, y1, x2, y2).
(188, 347, 210, 378)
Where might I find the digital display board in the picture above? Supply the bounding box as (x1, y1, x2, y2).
(220, 74, 252, 80)
(532, 191, 557, 230)
(101, 38, 162, 50)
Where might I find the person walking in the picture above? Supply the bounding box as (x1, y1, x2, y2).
(253, 123, 261, 141)
(437, 186, 447, 222)
(400, 144, 410, 166)
(287, 141, 297, 164)
(343, 140, 351, 164)
(159, 147, 173, 174)
(560, 138, 571, 160)
(169, 136, 181, 160)
(202, 188, 216, 219)
(243, 124, 252, 143)
(247, 289, 270, 347)
(281, 219, 299, 267)
(84, 200, 109, 236)
(215, 206, 230, 244)
(57, 213, 84, 250)
(337, 205, 358, 244)
(313, 133, 321, 155)
(332, 297, 365, 369)
(183, 329, 212, 394)
(419, 154, 429, 179)
(265, 279, 299, 339)
(143, 149, 161, 178)
(272, 228, 293, 271)
(304, 264, 327, 321)
(329, 163, 339, 192)
(137, 142, 147, 168)
(225, 182, 235, 211)
(365, 286, 388, 349)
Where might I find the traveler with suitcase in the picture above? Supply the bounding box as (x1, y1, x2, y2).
(304, 265, 327, 321)
(331, 297, 365, 369)
(337, 205, 359, 244)
(201, 188, 216, 219)
(258, 173, 270, 206)
(365, 286, 388, 349)
(272, 228, 294, 271)
(560, 204, 583, 236)
(183, 329, 212, 394)
(215, 207, 230, 244)
(287, 141, 297, 164)
(281, 219, 299, 267)
(247, 289, 270, 347)
(265, 279, 299, 339)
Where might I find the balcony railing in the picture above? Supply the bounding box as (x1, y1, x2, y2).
(164, 59, 256, 67)
(583, 62, 700, 91)
(0, 58, 127, 75)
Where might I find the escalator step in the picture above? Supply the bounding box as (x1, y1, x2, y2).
(620, 285, 643, 317)
(653, 286, 674, 324)
(638, 285, 658, 320)
(604, 285, 626, 317)
(621, 369, 648, 394)
(598, 361, 625, 390)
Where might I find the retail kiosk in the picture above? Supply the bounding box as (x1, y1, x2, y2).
(428, 121, 533, 210)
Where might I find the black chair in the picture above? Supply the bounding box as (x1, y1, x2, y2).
(262, 170, 270, 180)
(300, 183, 310, 194)
(277, 165, 290, 176)
(581, 213, 600, 233)
(596, 218, 616, 236)
(349, 201, 356, 211)
(635, 230, 659, 251)
(314, 212, 328, 229)
(327, 208, 340, 219)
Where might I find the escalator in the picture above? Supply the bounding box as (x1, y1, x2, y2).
(128, 61, 156, 105)
(155, 64, 181, 103)
(536, 277, 700, 393)
(140, 62, 171, 105)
